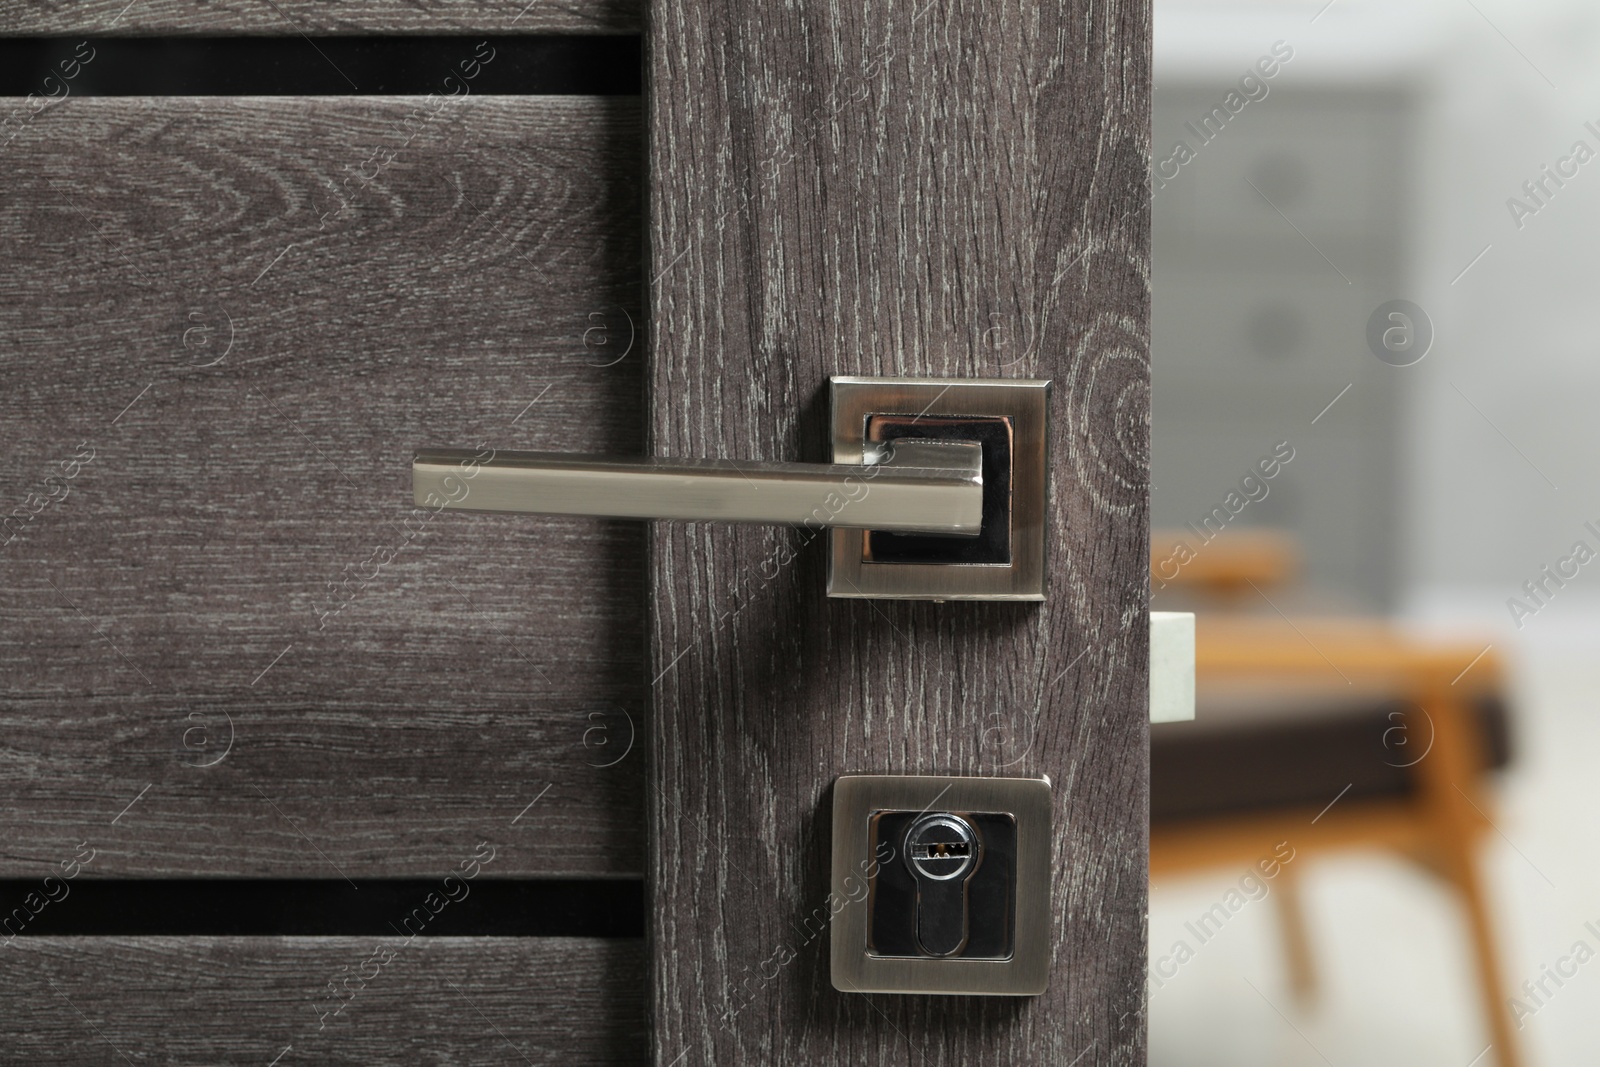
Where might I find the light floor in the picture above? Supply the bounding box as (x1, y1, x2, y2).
(1150, 632, 1600, 1066)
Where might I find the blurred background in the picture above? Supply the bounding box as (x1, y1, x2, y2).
(1149, 0, 1600, 1063)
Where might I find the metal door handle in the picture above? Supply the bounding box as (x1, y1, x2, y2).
(412, 376, 1047, 600)
(412, 438, 984, 536)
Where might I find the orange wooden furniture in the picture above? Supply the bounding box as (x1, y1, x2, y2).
(1152, 616, 1520, 1066)
(1151, 527, 1301, 599)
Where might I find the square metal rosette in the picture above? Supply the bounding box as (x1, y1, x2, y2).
(830, 774, 1053, 996)
(828, 376, 1050, 600)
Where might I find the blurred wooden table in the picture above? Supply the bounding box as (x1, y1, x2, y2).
(1152, 614, 1520, 1067)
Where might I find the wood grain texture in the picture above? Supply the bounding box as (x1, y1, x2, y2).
(0, 96, 646, 877)
(0, 936, 646, 1063)
(646, 0, 1149, 1063)
(0, 0, 639, 35)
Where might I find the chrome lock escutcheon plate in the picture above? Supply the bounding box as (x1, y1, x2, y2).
(831, 774, 1052, 996)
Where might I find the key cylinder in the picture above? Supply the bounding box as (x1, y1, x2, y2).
(904, 812, 982, 957)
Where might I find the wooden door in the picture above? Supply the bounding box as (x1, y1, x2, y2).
(647, 2, 1150, 1062)
(0, 2, 1148, 1063)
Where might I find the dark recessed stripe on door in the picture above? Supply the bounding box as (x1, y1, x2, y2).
(0, 879, 644, 937)
(0, 36, 641, 95)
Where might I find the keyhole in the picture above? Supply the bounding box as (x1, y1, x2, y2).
(904, 813, 982, 956)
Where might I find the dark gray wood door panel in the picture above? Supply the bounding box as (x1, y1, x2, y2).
(646, 0, 1149, 1063)
(0, 1, 640, 34)
(0, 96, 646, 877)
(1, 936, 646, 1063)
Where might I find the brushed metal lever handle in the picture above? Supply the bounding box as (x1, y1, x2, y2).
(411, 439, 984, 537)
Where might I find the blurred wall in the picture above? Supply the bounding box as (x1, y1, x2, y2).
(1154, 0, 1600, 620)
(1407, 0, 1600, 619)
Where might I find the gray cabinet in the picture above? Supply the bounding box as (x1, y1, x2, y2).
(1153, 84, 1416, 607)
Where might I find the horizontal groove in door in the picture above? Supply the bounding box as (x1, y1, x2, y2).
(0, 878, 644, 936)
(0, 36, 642, 95)
(0, 937, 646, 1064)
(1, 0, 641, 36)
(0, 95, 646, 879)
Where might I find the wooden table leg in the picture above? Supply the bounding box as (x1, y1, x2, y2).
(1416, 683, 1523, 1067)
(1274, 863, 1319, 1005)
